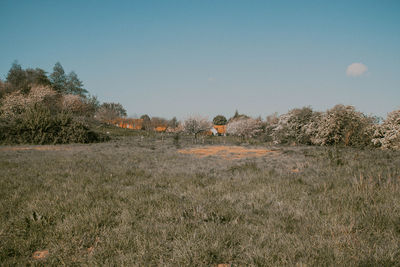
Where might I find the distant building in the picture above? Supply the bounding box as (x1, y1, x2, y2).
(212, 125, 226, 136)
(112, 118, 143, 130)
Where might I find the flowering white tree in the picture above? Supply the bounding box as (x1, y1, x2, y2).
(372, 109, 400, 150)
(0, 85, 58, 118)
(226, 117, 262, 138)
(182, 115, 211, 139)
(312, 105, 375, 147)
(271, 107, 321, 145)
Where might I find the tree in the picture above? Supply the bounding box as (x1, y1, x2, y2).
(150, 117, 168, 128)
(6, 61, 28, 93)
(95, 102, 127, 122)
(25, 68, 51, 87)
(213, 115, 227, 125)
(372, 109, 400, 150)
(271, 107, 321, 145)
(226, 117, 262, 138)
(182, 116, 211, 139)
(229, 110, 249, 122)
(168, 117, 179, 129)
(66, 71, 88, 96)
(312, 105, 375, 147)
(49, 62, 67, 94)
(140, 114, 151, 130)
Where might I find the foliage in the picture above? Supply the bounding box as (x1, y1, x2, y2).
(271, 107, 321, 145)
(0, 104, 105, 144)
(168, 116, 179, 129)
(61, 94, 98, 117)
(0, 85, 59, 118)
(372, 109, 400, 149)
(229, 110, 249, 122)
(5, 61, 51, 94)
(150, 117, 168, 128)
(140, 114, 151, 130)
(49, 62, 67, 94)
(49, 62, 87, 96)
(65, 71, 88, 96)
(226, 117, 262, 138)
(213, 115, 227, 125)
(312, 105, 375, 147)
(95, 102, 127, 122)
(183, 115, 211, 137)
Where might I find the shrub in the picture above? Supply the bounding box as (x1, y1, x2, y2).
(372, 109, 400, 150)
(271, 107, 321, 145)
(0, 85, 59, 118)
(0, 104, 106, 145)
(61, 94, 98, 117)
(312, 105, 375, 147)
(226, 117, 262, 138)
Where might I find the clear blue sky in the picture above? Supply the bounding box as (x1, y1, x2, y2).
(1, 0, 399, 119)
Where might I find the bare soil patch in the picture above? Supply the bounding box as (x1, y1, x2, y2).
(178, 145, 277, 160)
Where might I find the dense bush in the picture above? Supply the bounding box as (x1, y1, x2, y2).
(0, 104, 107, 144)
(271, 107, 321, 145)
(226, 117, 262, 138)
(0, 85, 59, 118)
(312, 105, 376, 147)
(372, 109, 400, 150)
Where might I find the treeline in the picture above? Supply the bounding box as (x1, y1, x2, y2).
(0, 62, 127, 144)
(1, 62, 399, 149)
(181, 106, 399, 150)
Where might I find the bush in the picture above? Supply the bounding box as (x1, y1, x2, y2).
(312, 105, 375, 147)
(372, 109, 400, 150)
(0, 104, 106, 145)
(0, 85, 59, 118)
(271, 107, 321, 145)
(226, 117, 262, 138)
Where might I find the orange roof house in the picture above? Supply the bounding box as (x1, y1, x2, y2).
(112, 118, 143, 130)
(213, 125, 226, 135)
(155, 126, 167, 132)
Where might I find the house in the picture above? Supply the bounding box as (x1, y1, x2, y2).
(154, 126, 167, 132)
(212, 125, 226, 136)
(112, 118, 143, 130)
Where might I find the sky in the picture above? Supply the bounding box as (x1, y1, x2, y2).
(0, 0, 399, 119)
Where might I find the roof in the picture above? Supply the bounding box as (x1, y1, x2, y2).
(213, 125, 226, 134)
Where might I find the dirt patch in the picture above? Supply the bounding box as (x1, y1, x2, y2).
(32, 250, 49, 260)
(178, 146, 277, 160)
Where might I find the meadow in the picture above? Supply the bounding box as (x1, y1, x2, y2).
(1, 129, 400, 266)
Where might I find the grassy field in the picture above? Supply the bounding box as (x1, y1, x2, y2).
(1, 130, 400, 265)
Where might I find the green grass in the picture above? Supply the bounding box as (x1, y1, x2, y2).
(1, 132, 400, 265)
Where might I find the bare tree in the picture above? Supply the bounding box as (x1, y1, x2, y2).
(95, 102, 127, 122)
(183, 115, 211, 141)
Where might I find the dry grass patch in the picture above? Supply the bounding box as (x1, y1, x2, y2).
(178, 145, 277, 160)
